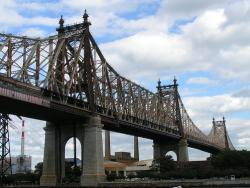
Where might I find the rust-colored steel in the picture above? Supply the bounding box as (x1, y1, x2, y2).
(0, 12, 235, 151)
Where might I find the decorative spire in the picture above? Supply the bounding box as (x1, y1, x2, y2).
(173, 76, 177, 86)
(223, 116, 225, 123)
(83, 9, 89, 23)
(59, 15, 64, 28)
(157, 78, 161, 88)
(213, 117, 215, 123)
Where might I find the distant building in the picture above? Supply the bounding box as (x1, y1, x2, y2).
(108, 152, 137, 164)
(104, 159, 153, 176)
(7, 155, 32, 174)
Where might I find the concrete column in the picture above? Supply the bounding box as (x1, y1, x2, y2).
(105, 130, 111, 161)
(153, 141, 162, 160)
(40, 122, 57, 186)
(81, 116, 106, 186)
(178, 138, 189, 162)
(60, 143, 65, 180)
(134, 136, 139, 161)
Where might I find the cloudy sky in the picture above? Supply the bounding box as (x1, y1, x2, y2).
(2, 0, 250, 168)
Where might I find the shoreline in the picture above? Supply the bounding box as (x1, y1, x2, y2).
(100, 178, 250, 187)
(2, 178, 250, 187)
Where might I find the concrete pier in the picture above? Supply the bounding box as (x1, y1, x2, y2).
(178, 138, 189, 162)
(41, 116, 105, 186)
(40, 122, 57, 186)
(153, 139, 189, 162)
(81, 116, 106, 186)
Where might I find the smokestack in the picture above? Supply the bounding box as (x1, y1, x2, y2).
(21, 120, 24, 156)
(105, 130, 111, 160)
(134, 136, 139, 161)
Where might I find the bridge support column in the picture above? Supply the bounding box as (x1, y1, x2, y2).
(153, 141, 162, 160)
(81, 116, 105, 186)
(40, 122, 57, 186)
(153, 139, 189, 162)
(178, 138, 189, 162)
(153, 140, 178, 160)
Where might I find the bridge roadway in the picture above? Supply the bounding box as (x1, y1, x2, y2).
(0, 75, 221, 154)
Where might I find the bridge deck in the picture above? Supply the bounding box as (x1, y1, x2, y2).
(0, 75, 221, 153)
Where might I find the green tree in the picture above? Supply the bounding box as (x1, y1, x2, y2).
(63, 161, 81, 183)
(151, 155, 176, 173)
(34, 162, 43, 177)
(211, 150, 250, 169)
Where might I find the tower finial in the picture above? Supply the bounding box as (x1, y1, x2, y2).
(83, 9, 89, 23)
(157, 78, 161, 88)
(173, 76, 177, 86)
(223, 116, 225, 123)
(59, 15, 64, 28)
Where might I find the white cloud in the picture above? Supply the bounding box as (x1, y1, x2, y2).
(233, 88, 250, 98)
(20, 28, 47, 38)
(60, 0, 155, 14)
(186, 77, 216, 85)
(184, 94, 250, 117)
(100, 30, 211, 86)
(223, 0, 250, 26)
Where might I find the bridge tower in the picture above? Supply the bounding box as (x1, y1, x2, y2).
(40, 11, 105, 186)
(211, 117, 231, 150)
(153, 78, 189, 162)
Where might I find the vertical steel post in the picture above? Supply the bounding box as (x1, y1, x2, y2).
(223, 117, 229, 149)
(173, 78, 184, 137)
(22, 39, 27, 82)
(7, 38, 12, 77)
(35, 43, 40, 86)
(56, 16, 65, 97)
(83, 10, 95, 112)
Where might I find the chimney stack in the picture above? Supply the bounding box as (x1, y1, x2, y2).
(21, 120, 25, 156)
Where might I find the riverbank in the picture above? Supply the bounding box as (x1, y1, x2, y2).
(2, 178, 250, 188)
(100, 178, 250, 187)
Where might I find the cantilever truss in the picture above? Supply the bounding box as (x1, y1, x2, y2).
(0, 13, 234, 150)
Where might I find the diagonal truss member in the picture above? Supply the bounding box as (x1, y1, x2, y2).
(0, 113, 11, 184)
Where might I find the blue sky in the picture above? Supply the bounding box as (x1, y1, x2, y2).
(1, 0, 250, 168)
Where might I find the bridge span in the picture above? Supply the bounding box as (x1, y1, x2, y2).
(0, 11, 234, 186)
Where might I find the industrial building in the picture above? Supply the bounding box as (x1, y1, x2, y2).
(104, 158, 153, 176)
(7, 119, 32, 174)
(10, 155, 32, 174)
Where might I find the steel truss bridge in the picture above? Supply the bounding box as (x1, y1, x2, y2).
(0, 12, 234, 157)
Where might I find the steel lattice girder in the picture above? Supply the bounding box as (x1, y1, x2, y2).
(0, 16, 234, 151)
(0, 113, 11, 183)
